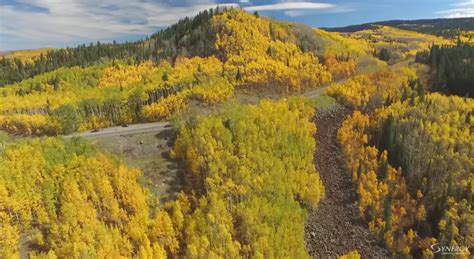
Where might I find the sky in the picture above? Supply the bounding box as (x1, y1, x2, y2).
(0, 0, 473, 51)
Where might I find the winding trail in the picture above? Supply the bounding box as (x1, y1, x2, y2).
(304, 105, 390, 258)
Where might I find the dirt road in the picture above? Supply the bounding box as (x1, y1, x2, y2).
(65, 121, 171, 139)
(302, 84, 332, 98)
(64, 85, 333, 139)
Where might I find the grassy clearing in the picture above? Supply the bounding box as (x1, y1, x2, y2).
(356, 55, 387, 74)
(0, 130, 10, 142)
(88, 128, 183, 203)
(311, 95, 337, 109)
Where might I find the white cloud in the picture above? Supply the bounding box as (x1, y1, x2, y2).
(0, 0, 339, 51)
(0, 0, 237, 50)
(283, 4, 355, 17)
(437, 0, 474, 18)
(283, 10, 307, 17)
(455, 0, 474, 7)
(244, 2, 334, 12)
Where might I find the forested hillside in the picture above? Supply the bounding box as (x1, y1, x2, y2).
(329, 60, 473, 257)
(325, 17, 474, 257)
(171, 98, 324, 257)
(1, 98, 325, 258)
(0, 9, 335, 257)
(344, 26, 451, 63)
(0, 8, 344, 137)
(0, 6, 472, 259)
(0, 6, 345, 87)
(1, 138, 163, 257)
(0, 8, 224, 87)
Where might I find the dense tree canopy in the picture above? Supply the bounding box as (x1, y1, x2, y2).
(0, 57, 234, 135)
(0, 98, 328, 258)
(213, 9, 332, 93)
(0, 138, 171, 257)
(0, 9, 341, 136)
(326, 67, 417, 110)
(1, 7, 471, 258)
(336, 76, 473, 256)
(0, 7, 225, 87)
(416, 41, 474, 97)
(172, 98, 325, 257)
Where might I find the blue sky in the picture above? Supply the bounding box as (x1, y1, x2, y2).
(0, 0, 472, 51)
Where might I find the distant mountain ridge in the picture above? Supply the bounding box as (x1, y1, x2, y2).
(325, 17, 474, 38)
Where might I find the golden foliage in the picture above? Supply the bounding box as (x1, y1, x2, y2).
(172, 98, 324, 257)
(1, 48, 54, 63)
(142, 90, 191, 120)
(169, 56, 223, 86)
(0, 138, 175, 258)
(347, 26, 453, 60)
(99, 61, 157, 89)
(213, 9, 331, 93)
(190, 77, 234, 105)
(313, 28, 372, 57)
(338, 93, 473, 256)
(0, 56, 233, 135)
(324, 54, 357, 80)
(327, 67, 416, 109)
(0, 114, 59, 136)
(338, 111, 420, 255)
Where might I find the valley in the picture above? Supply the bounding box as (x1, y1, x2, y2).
(0, 6, 472, 259)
